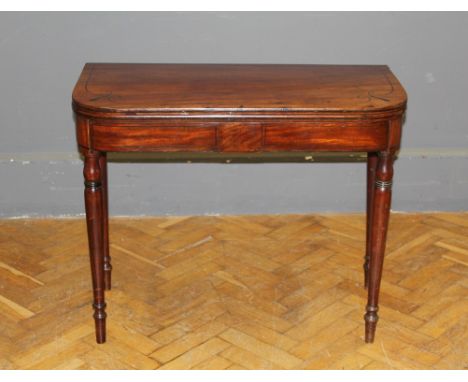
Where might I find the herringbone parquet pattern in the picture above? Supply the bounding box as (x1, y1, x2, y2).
(0, 213, 466, 369)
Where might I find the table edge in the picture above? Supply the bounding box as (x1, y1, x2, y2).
(72, 101, 407, 120)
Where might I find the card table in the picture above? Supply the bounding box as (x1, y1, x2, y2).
(72, 63, 407, 344)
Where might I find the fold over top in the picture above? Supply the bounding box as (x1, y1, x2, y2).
(72, 63, 407, 117)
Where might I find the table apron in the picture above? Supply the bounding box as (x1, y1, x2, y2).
(81, 120, 391, 153)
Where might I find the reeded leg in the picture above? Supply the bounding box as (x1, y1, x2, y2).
(100, 154, 112, 290)
(364, 152, 378, 289)
(84, 150, 107, 344)
(364, 150, 394, 343)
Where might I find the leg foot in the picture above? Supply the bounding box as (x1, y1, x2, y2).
(364, 305, 378, 343)
(93, 302, 107, 343)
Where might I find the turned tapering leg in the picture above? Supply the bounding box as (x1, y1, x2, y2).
(364, 152, 378, 289)
(364, 150, 394, 343)
(99, 153, 112, 290)
(84, 150, 107, 344)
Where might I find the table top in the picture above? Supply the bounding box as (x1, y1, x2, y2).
(72, 63, 407, 118)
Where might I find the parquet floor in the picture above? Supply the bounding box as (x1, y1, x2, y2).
(0, 213, 467, 370)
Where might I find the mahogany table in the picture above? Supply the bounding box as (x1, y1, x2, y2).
(72, 63, 407, 344)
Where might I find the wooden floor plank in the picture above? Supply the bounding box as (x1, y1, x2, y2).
(1, 212, 466, 369)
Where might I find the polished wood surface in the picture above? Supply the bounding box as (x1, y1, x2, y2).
(72, 63, 407, 344)
(1, 214, 466, 369)
(83, 151, 106, 343)
(99, 154, 112, 291)
(365, 150, 395, 342)
(72, 64, 406, 116)
(364, 152, 378, 288)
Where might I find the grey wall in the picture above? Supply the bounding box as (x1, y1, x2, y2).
(1, 12, 468, 217)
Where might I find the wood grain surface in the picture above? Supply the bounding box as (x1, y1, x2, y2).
(1, 213, 466, 369)
(72, 64, 407, 116)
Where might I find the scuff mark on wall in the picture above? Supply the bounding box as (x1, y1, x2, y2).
(425, 72, 436, 84)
